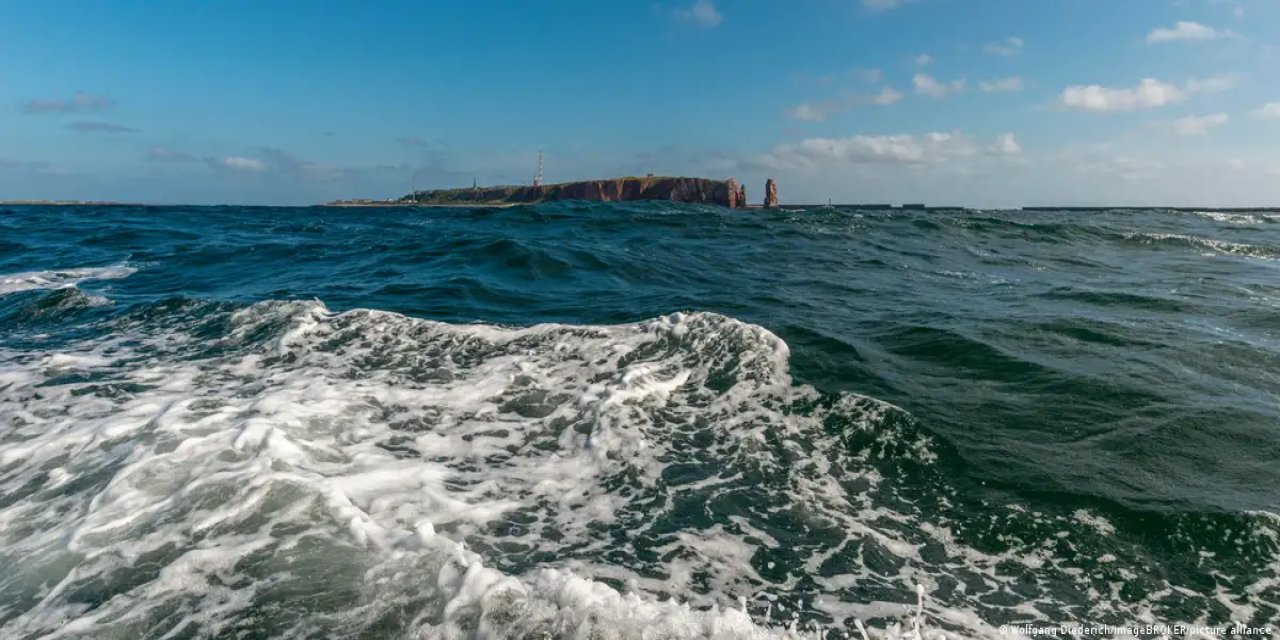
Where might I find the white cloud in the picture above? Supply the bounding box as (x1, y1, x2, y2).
(753, 130, 1022, 170)
(984, 37, 1024, 56)
(914, 73, 965, 99)
(1146, 21, 1231, 43)
(979, 76, 1024, 93)
(913, 53, 934, 66)
(1255, 103, 1280, 118)
(870, 87, 904, 105)
(790, 132, 975, 165)
(218, 156, 266, 172)
(672, 0, 722, 27)
(786, 87, 903, 122)
(1057, 78, 1185, 112)
(991, 133, 1022, 155)
(1169, 113, 1229, 136)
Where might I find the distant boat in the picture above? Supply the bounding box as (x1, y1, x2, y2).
(821, 198, 835, 209)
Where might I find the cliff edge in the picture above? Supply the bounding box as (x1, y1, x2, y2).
(402, 176, 745, 208)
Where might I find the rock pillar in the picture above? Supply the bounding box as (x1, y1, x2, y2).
(764, 178, 778, 208)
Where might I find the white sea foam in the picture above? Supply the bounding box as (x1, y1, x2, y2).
(0, 301, 1274, 638)
(1187, 210, 1280, 225)
(1122, 231, 1280, 260)
(0, 265, 136, 295)
(0, 302, 917, 638)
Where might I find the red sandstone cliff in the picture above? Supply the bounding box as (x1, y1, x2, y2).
(404, 176, 747, 208)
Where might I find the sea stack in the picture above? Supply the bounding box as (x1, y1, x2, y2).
(725, 178, 742, 209)
(764, 178, 779, 208)
(738, 184, 747, 209)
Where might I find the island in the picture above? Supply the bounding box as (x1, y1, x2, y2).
(328, 176, 779, 209)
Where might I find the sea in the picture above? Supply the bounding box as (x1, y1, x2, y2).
(0, 203, 1277, 639)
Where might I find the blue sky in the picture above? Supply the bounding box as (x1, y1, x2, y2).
(2, 0, 1279, 206)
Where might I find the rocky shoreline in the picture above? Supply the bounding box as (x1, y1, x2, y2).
(328, 176, 779, 209)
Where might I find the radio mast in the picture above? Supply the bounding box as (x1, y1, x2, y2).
(533, 150, 544, 187)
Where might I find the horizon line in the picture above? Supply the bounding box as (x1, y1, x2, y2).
(5, 199, 1280, 213)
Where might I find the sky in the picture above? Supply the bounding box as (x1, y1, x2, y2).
(2, 0, 1280, 207)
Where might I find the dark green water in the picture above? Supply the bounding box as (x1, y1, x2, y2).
(0, 203, 1276, 638)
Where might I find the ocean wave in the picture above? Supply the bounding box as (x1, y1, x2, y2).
(0, 287, 113, 329)
(0, 265, 136, 295)
(1186, 210, 1280, 225)
(0, 300, 1275, 638)
(1120, 232, 1280, 260)
(0, 301, 939, 638)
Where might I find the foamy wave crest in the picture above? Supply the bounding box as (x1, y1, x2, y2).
(0, 301, 945, 639)
(0, 265, 136, 295)
(1121, 231, 1280, 260)
(1186, 210, 1280, 225)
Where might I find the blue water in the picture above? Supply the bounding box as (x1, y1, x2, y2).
(1, 203, 1277, 638)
